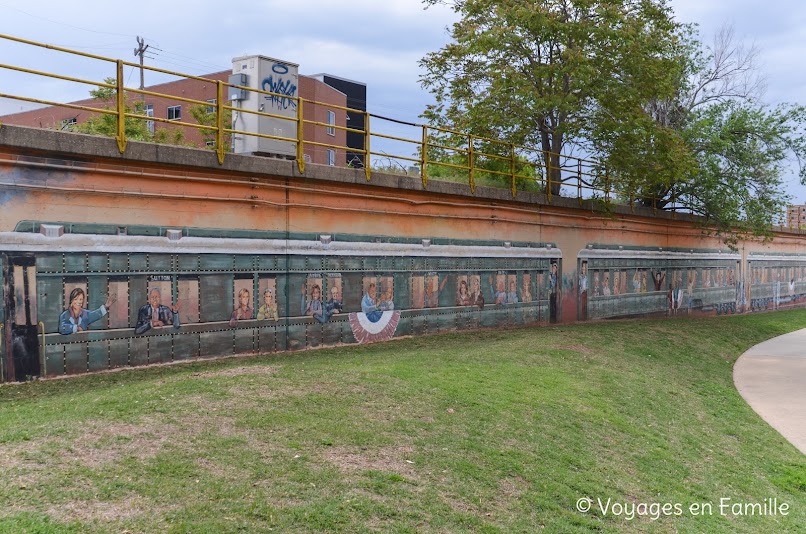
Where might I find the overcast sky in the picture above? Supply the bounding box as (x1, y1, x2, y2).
(1, 0, 805, 202)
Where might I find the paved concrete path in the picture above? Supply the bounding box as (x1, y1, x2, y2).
(734, 329, 806, 455)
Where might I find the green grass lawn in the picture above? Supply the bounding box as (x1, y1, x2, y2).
(1, 311, 805, 533)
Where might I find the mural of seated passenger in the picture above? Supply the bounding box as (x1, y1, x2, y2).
(301, 283, 338, 324)
(229, 287, 254, 327)
(58, 287, 114, 335)
(135, 288, 181, 334)
(350, 279, 401, 344)
(257, 287, 279, 321)
(361, 282, 383, 322)
(326, 285, 344, 315)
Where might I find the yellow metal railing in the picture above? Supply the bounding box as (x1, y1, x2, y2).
(0, 33, 673, 209)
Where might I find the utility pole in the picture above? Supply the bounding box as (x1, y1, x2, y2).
(134, 36, 149, 101)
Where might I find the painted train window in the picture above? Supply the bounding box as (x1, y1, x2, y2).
(425, 272, 447, 308)
(491, 271, 520, 305)
(410, 274, 424, 309)
(349, 274, 401, 343)
(300, 273, 343, 324)
(177, 278, 200, 325)
(257, 276, 279, 321)
(59, 278, 112, 335)
(134, 276, 180, 335)
(455, 274, 485, 308)
(230, 278, 254, 326)
(107, 279, 129, 328)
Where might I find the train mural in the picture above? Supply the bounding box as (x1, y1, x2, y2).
(3, 221, 806, 383)
(1, 224, 562, 382)
(1, 128, 806, 383)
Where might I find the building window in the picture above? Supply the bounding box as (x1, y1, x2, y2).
(327, 149, 336, 166)
(206, 99, 216, 114)
(326, 110, 336, 136)
(167, 105, 181, 121)
(145, 104, 154, 133)
(60, 117, 77, 130)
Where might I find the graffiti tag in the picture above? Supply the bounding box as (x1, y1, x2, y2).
(262, 73, 297, 110)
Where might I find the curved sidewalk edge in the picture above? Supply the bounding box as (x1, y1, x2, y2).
(734, 328, 806, 455)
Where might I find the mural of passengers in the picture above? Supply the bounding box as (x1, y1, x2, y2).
(469, 275, 484, 309)
(456, 275, 471, 306)
(491, 273, 507, 305)
(378, 276, 394, 311)
(425, 273, 447, 308)
(522, 272, 532, 303)
(652, 269, 666, 291)
(507, 273, 519, 304)
(59, 284, 115, 335)
(301, 275, 336, 324)
(361, 278, 383, 321)
(548, 262, 559, 323)
(350, 275, 401, 344)
(579, 262, 588, 320)
(327, 274, 344, 315)
(229, 279, 254, 327)
(602, 272, 611, 296)
(134, 286, 180, 335)
(613, 270, 621, 295)
(257, 277, 279, 321)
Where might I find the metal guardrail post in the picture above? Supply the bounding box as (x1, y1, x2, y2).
(115, 60, 126, 154)
(577, 160, 582, 206)
(421, 124, 428, 189)
(510, 143, 516, 198)
(364, 112, 371, 181)
(216, 81, 225, 165)
(468, 134, 475, 193)
(296, 98, 305, 174)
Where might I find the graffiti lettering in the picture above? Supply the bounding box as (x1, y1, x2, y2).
(262, 75, 297, 110)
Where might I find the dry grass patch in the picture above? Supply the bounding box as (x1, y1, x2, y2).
(320, 445, 420, 481)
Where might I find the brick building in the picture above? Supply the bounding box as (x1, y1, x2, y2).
(786, 204, 806, 229)
(1, 68, 357, 168)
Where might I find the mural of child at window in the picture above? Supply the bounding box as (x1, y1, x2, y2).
(58, 287, 115, 335)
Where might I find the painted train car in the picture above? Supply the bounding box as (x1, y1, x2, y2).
(576, 247, 806, 322)
(1, 222, 562, 382)
(578, 246, 745, 320)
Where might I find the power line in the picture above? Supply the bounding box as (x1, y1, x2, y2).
(0, 4, 146, 39)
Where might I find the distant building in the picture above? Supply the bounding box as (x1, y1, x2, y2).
(1, 64, 364, 168)
(310, 74, 367, 168)
(786, 204, 806, 229)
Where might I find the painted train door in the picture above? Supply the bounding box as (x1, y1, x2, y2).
(3, 256, 40, 381)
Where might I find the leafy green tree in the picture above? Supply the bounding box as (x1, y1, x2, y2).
(74, 78, 184, 145)
(419, 0, 683, 196)
(188, 103, 232, 152)
(598, 26, 806, 242)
